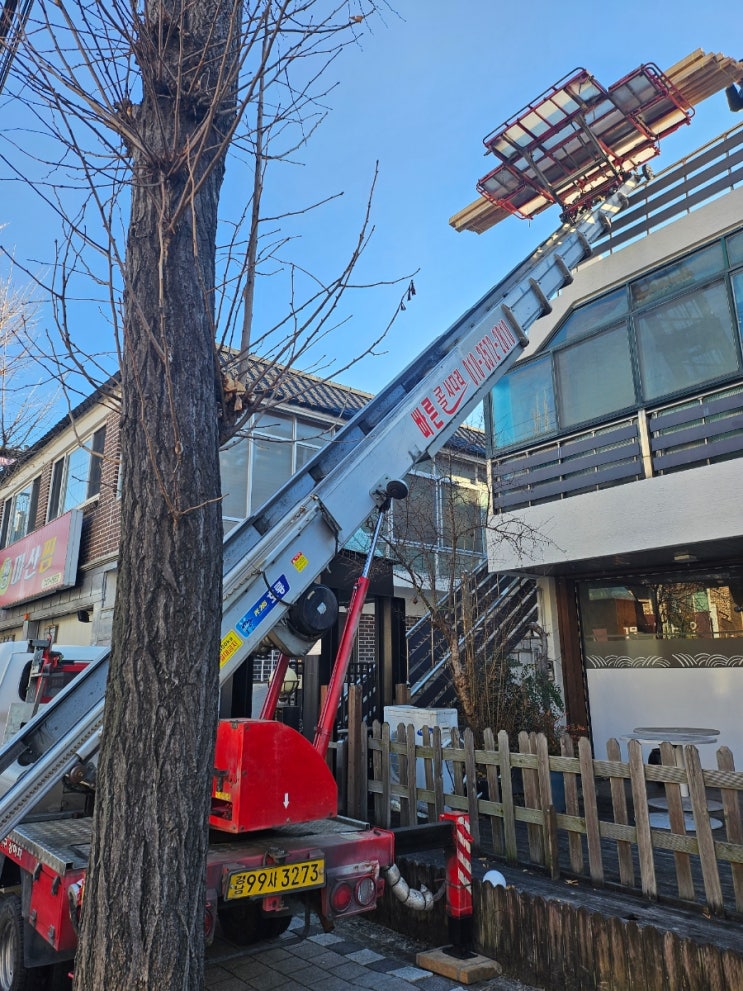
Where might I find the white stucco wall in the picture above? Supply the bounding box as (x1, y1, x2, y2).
(489, 453, 741, 573)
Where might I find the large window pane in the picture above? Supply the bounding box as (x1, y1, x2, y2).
(490, 355, 556, 450)
(250, 436, 293, 512)
(630, 242, 724, 308)
(556, 324, 635, 428)
(441, 482, 485, 555)
(220, 436, 250, 520)
(392, 473, 437, 546)
(252, 413, 292, 439)
(731, 270, 743, 340)
(636, 282, 740, 400)
(727, 229, 743, 267)
(62, 447, 92, 513)
(580, 576, 743, 667)
(549, 287, 628, 347)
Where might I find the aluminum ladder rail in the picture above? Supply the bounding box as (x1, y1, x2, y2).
(0, 178, 640, 843)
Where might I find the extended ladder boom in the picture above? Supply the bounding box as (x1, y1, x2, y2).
(218, 178, 639, 679)
(0, 174, 641, 842)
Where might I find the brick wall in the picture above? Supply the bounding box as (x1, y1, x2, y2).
(357, 614, 376, 665)
(79, 410, 121, 567)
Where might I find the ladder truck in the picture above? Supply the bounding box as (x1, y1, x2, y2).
(0, 62, 696, 987)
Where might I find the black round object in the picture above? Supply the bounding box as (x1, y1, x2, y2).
(286, 584, 338, 639)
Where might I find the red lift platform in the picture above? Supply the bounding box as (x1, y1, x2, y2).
(476, 64, 693, 222)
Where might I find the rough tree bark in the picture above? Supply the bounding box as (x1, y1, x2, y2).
(74, 2, 238, 988)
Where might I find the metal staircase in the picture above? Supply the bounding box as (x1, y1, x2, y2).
(408, 564, 538, 710)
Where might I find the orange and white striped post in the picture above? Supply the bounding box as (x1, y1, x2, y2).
(440, 811, 474, 955)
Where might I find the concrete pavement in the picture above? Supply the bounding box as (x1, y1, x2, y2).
(205, 913, 543, 991)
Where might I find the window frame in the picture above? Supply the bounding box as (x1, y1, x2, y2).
(0, 476, 41, 549)
(47, 426, 106, 521)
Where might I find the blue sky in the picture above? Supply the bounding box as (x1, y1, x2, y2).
(0, 1, 740, 403)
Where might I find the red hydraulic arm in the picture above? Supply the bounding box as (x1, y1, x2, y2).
(313, 480, 408, 758)
(259, 651, 291, 720)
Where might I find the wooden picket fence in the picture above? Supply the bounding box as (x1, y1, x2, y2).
(341, 689, 743, 918)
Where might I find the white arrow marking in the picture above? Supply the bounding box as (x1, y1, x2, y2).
(283, 792, 290, 809)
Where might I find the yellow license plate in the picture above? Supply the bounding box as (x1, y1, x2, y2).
(225, 859, 325, 900)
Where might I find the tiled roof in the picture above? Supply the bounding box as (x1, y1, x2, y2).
(2, 355, 484, 485)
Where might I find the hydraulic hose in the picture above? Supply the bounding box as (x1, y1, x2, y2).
(382, 864, 437, 912)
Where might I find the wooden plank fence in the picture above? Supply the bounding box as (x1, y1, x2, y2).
(352, 720, 743, 918)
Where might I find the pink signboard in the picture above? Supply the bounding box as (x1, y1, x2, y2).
(0, 510, 83, 608)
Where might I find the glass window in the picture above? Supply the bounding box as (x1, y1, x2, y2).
(636, 282, 740, 400)
(0, 478, 40, 548)
(549, 288, 628, 347)
(295, 419, 331, 469)
(441, 481, 486, 555)
(48, 427, 106, 520)
(731, 270, 743, 339)
(392, 473, 438, 546)
(555, 324, 636, 428)
(249, 435, 293, 513)
(579, 576, 743, 668)
(220, 436, 250, 521)
(490, 354, 556, 450)
(727, 229, 743, 267)
(630, 243, 724, 308)
(252, 413, 292, 439)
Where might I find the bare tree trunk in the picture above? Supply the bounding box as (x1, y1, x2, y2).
(74, 2, 237, 988)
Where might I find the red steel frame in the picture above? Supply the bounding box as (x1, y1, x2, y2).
(476, 64, 692, 221)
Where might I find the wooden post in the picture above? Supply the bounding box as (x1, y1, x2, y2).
(685, 744, 724, 915)
(562, 735, 584, 876)
(371, 720, 383, 824)
(717, 746, 743, 913)
(520, 731, 544, 865)
(606, 738, 633, 887)
(484, 728, 504, 856)
(628, 738, 657, 901)
(464, 728, 480, 849)
(659, 739, 694, 901)
(405, 723, 418, 827)
(346, 683, 362, 818)
(394, 682, 410, 704)
(578, 736, 604, 886)
(498, 729, 518, 864)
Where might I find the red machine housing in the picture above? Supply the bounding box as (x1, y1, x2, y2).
(210, 719, 338, 833)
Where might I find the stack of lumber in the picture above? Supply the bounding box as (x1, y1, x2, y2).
(449, 50, 743, 235)
(665, 49, 743, 108)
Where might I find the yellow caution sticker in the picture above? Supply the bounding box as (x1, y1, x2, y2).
(220, 630, 243, 667)
(291, 551, 309, 572)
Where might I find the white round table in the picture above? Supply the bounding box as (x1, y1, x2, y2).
(623, 726, 722, 831)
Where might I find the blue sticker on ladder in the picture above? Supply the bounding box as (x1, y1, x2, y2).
(236, 575, 290, 637)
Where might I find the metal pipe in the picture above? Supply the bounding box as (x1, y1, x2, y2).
(383, 864, 435, 912)
(259, 652, 290, 720)
(313, 507, 387, 758)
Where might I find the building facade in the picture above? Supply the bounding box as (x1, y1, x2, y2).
(485, 123, 743, 759)
(0, 366, 486, 702)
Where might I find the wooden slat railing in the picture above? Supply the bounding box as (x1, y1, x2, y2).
(352, 720, 743, 917)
